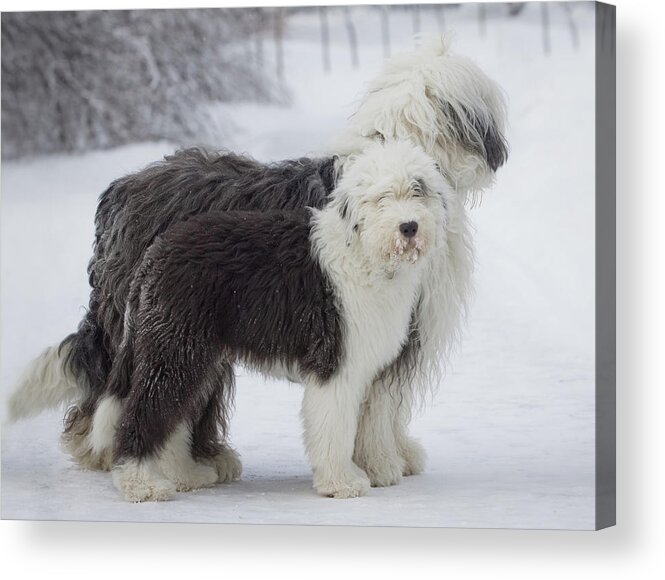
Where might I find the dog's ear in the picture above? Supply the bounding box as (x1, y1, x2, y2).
(446, 103, 508, 172)
(482, 116, 509, 172)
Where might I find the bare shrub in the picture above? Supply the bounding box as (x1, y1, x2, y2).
(1, 9, 284, 159)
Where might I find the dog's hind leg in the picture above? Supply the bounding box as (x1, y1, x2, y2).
(191, 362, 242, 484)
(111, 352, 219, 502)
(65, 314, 133, 472)
(111, 458, 176, 503)
(154, 421, 220, 492)
(62, 394, 121, 471)
(58, 295, 118, 469)
(353, 378, 405, 487)
(113, 420, 220, 502)
(113, 418, 219, 502)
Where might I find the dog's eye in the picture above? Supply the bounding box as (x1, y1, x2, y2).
(411, 178, 427, 198)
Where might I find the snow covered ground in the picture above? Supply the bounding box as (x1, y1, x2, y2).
(1, 3, 598, 529)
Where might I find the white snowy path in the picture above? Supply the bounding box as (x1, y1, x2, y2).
(1, 5, 597, 529)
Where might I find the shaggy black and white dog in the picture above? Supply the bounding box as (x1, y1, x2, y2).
(10, 39, 506, 494)
(108, 140, 450, 501)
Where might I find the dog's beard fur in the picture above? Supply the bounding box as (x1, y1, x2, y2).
(388, 234, 426, 269)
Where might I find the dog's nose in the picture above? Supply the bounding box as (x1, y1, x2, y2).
(399, 221, 418, 239)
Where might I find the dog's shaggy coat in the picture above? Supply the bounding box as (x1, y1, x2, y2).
(112, 210, 343, 500)
(107, 140, 449, 501)
(9, 38, 506, 493)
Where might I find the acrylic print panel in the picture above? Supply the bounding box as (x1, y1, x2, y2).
(1, 2, 615, 529)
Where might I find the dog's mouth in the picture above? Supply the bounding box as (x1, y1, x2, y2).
(385, 234, 427, 273)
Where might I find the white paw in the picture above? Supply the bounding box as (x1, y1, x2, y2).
(207, 447, 242, 483)
(313, 464, 371, 499)
(362, 457, 405, 488)
(400, 437, 427, 476)
(171, 462, 219, 492)
(112, 460, 176, 503)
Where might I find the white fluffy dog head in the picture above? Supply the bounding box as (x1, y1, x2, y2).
(336, 37, 508, 196)
(324, 140, 451, 278)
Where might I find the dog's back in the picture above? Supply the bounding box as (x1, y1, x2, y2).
(94, 151, 338, 357)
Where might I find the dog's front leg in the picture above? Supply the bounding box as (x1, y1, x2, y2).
(353, 378, 405, 487)
(393, 389, 427, 477)
(301, 378, 370, 499)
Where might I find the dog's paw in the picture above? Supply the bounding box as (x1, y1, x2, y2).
(363, 457, 405, 488)
(208, 447, 242, 483)
(400, 436, 427, 476)
(313, 465, 371, 499)
(171, 462, 219, 492)
(112, 460, 176, 503)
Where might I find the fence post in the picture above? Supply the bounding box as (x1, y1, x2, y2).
(273, 7, 285, 80)
(478, 3, 487, 38)
(381, 5, 391, 58)
(563, 3, 579, 50)
(344, 7, 359, 68)
(436, 5, 446, 33)
(254, 9, 264, 70)
(319, 6, 331, 73)
(412, 5, 421, 37)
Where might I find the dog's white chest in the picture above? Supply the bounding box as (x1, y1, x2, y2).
(338, 273, 419, 382)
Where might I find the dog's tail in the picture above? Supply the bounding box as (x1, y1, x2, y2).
(8, 337, 86, 422)
(8, 306, 110, 422)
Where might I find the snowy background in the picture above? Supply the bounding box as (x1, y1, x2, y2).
(1, 2, 597, 529)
